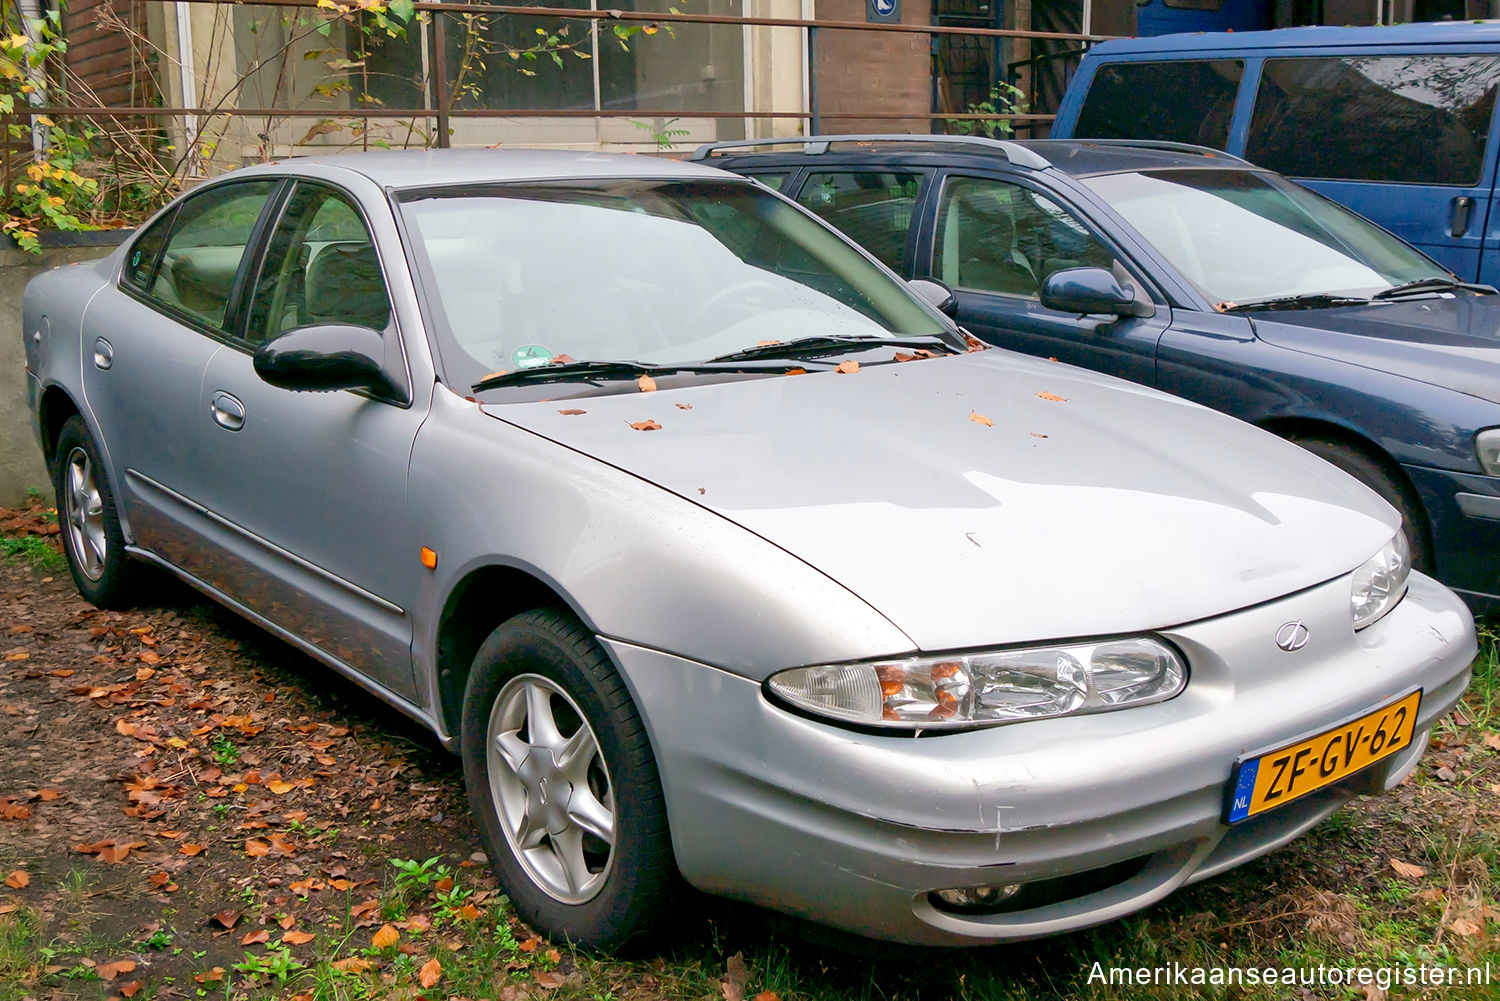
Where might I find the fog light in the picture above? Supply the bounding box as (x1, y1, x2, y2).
(931, 883, 1022, 912)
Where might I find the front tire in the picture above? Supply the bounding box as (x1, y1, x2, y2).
(461, 608, 674, 949)
(52, 415, 139, 608)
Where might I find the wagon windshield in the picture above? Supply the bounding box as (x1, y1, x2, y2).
(1081, 168, 1449, 307)
(397, 178, 948, 391)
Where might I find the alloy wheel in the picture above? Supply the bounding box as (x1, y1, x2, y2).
(63, 446, 107, 581)
(486, 673, 616, 904)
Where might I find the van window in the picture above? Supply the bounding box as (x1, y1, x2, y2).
(1247, 56, 1500, 186)
(1073, 60, 1244, 150)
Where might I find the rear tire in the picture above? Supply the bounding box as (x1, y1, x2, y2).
(1289, 435, 1433, 574)
(52, 415, 140, 608)
(460, 608, 674, 949)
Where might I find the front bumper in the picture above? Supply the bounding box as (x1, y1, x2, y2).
(607, 571, 1475, 946)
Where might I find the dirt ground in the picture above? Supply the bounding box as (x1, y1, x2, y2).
(1, 500, 1499, 1001)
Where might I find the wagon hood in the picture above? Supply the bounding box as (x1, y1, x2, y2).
(1252, 294, 1500, 405)
(483, 350, 1398, 651)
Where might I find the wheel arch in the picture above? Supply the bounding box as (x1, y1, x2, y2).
(1257, 415, 1434, 567)
(37, 384, 83, 474)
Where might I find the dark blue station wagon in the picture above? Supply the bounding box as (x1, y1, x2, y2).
(703, 136, 1500, 610)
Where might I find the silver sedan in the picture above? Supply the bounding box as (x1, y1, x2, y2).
(22, 149, 1475, 947)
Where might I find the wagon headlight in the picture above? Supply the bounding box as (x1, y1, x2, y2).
(1476, 428, 1500, 475)
(1351, 532, 1410, 630)
(765, 638, 1186, 731)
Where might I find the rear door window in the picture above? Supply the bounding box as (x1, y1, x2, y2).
(795, 170, 924, 271)
(1247, 55, 1500, 186)
(140, 180, 278, 331)
(1073, 60, 1244, 150)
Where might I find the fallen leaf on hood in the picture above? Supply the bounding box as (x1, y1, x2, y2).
(968, 411, 994, 427)
(4, 870, 28, 888)
(551, 354, 576, 364)
(1036, 391, 1067, 402)
(1030, 432, 1048, 439)
(1390, 858, 1426, 879)
(675, 402, 693, 410)
(637, 374, 657, 393)
(556, 409, 586, 416)
(784, 367, 806, 376)
(627, 420, 662, 431)
(756, 339, 781, 346)
(833, 360, 859, 374)
(96, 960, 136, 981)
(418, 957, 442, 988)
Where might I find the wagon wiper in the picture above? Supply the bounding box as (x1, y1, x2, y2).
(1219, 293, 1370, 313)
(472, 358, 782, 392)
(1372, 276, 1497, 300)
(706, 334, 958, 364)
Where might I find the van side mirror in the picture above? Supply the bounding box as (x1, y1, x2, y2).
(1041, 267, 1153, 318)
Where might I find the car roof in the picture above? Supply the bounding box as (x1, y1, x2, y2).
(239, 147, 733, 189)
(699, 136, 1255, 179)
(1088, 20, 1500, 57)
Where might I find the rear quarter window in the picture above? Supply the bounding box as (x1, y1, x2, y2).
(1247, 55, 1500, 186)
(1073, 59, 1244, 150)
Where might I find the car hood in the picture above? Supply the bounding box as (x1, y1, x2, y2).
(1251, 295, 1500, 405)
(482, 351, 1397, 652)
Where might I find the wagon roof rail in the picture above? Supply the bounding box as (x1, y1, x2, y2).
(690, 134, 1053, 170)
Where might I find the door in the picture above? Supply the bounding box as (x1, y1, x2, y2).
(82, 180, 280, 566)
(1242, 53, 1500, 283)
(926, 173, 1169, 386)
(191, 181, 423, 700)
(791, 168, 932, 275)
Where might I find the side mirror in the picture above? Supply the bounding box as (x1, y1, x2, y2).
(908, 278, 957, 318)
(1040, 267, 1152, 318)
(253, 323, 394, 395)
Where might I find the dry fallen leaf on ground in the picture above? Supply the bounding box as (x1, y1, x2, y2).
(283, 930, 315, 945)
(968, 411, 994, 427)
(372, 924, 400, 949)
(534, 970, 564, 989)
(1390, 858, 1426, 879)
(241, 929, 270, 946)
(722, 951, 751, 1001)
(1449, 916, 1481, 937)
(244, 839, 270, 857)
(96, 960, 137, 981)
(179, 843, 205, 856)
(418, 957, 443, 988)
(627, 420, 662, 431)
(119, 980, 144, 998)
(4, 870, 27, 888)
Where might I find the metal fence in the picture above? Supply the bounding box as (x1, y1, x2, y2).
(13, 0, 1112, 149)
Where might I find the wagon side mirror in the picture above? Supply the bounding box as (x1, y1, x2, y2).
(1041, 267, 1153, 318)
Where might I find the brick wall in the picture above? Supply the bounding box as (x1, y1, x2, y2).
(814, 0, 933, 134)
(63, 0, 152, 108)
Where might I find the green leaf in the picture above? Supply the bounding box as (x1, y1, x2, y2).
(316, 19, 333, 37)
(390, 0, 416, 22)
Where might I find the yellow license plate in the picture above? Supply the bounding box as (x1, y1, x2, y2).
(1225, 689, 1421, 824)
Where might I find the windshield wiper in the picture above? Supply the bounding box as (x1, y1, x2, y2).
(706, 334, 958, 364)
(1371, 276, 1497, 301)
(471, 358, 796, 393)
(1220, 293, 1371, 313)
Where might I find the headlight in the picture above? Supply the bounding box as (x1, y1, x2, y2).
(1477, 428, 1500, 476)
(1350, 532, 1410, 630)
(765, 637, 1186, 731)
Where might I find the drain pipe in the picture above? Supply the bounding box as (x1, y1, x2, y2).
(19, 0, 46, 155)
(174, 1, 199, 165)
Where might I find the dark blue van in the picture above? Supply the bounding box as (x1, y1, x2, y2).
(1052, 24, 1500, 283)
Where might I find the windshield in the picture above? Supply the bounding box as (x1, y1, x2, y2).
(1080, 168, 1447, 306)
(397, 179, 948, 391)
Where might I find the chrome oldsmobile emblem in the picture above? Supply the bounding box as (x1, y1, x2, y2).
(1276, 619, 1311, 652)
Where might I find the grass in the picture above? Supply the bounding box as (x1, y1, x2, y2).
(0, 534, 65, 572)
(0, 908, 41, 1001)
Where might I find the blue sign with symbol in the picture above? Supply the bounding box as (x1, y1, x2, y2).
(868, 0, 900, 22)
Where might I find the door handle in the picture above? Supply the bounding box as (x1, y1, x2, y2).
(1452, 196, 1474, 238)
(92, 337, 113, 370)
(210, 391, 245, 432)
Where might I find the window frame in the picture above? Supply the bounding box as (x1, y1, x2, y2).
(926, 170, 1159, 307)
(116, 177, 290, 345)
